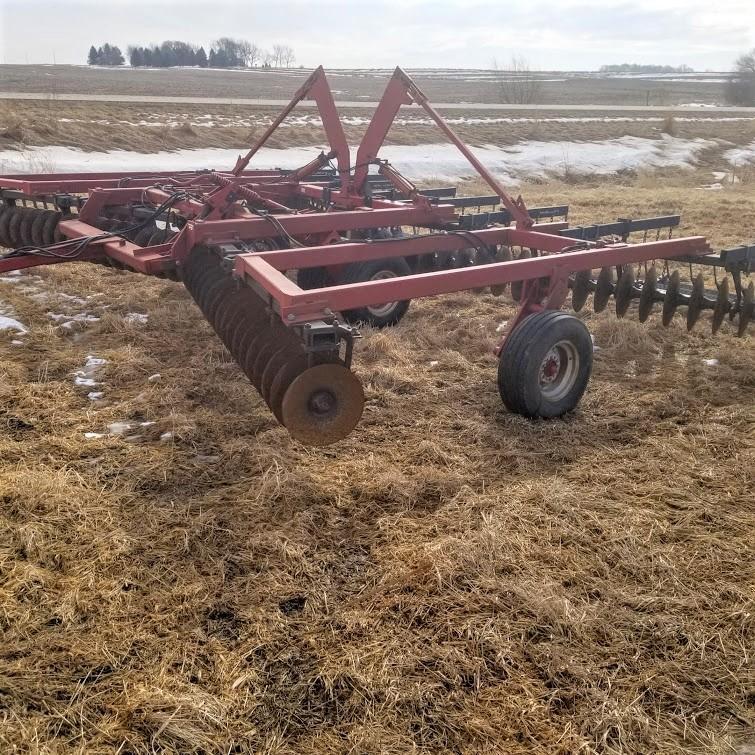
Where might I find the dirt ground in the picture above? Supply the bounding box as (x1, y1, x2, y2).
(0, 172, 753, 753)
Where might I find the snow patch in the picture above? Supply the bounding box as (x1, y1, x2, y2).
(724, 141, 755, 166)
(73, 355, 106, 389)
(0, 135, 717, 183)
(124, 312, 149, 325)
(48, 311, 101, 328)
(0, 314, 27, 332)
(107, 421, 132, 436)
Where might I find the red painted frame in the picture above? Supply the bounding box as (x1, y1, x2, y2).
(0, 65, 713, 342)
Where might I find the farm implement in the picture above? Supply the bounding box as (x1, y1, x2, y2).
(0, 67, 752, 445)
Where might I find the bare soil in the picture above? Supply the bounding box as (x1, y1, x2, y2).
(0, 179, 753, 753)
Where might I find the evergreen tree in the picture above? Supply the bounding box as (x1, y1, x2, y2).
(128, 47, 143, 67)
(87, 45, 99, 65)
(196, 47, 208, 68)
(110, 45, 125, 65)
(208, 49, 217, 67)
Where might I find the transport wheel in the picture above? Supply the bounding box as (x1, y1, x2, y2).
(297, 266, 330, 290)
(340, 257, 412, 327)
(497, 311, 593, 419)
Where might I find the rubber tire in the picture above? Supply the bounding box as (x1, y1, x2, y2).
(497, 311, 593, 419)
(297, 266, 330, 290)
(340, 256, 412, 327)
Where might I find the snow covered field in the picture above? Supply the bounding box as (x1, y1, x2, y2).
(0, 134, 727, 183)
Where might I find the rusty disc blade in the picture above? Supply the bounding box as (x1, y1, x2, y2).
(510, 248, 531, 302)
(738, 280, 753, 337)
(490, 245, 512, 296)
(203, 277, 233, 321)
(711, 276, 730, 334)
(615, 267, 635, 318)
(19, 210, 37, 247)
(250, 333, 284, 390)
(194, 273, 226, 314)
(638, 266, 658, 323)
(571, 269, 592, 312)
(261, 343, 304, 408)
(281, 363, 365, 446)
(181, 247, 213, 287)
(594, 267, 614, 313)
(228, 306, 267, 358)
(31, 211, 50, 247)
(239, 329, 272, 386)
(686, 273, 705, 331)
(662, 270, 681, 326)
(42, 212, 61, 245)
(8, 208, 27, 247)
(0, 207, 13, 247)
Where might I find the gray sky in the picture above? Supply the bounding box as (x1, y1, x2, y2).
(0, 0, 753, 70)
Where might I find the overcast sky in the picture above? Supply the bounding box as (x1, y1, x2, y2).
(0, 0, 753, 70)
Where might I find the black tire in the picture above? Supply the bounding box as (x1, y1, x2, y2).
(498, 311, 592, 418)
(340, 256, 412, 327)
(297, 266, 330, 290)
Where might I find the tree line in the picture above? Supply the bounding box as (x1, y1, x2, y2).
(86, 39, 295, 68)
(87, 44, 125, 66)
(599, 63, 694, 74)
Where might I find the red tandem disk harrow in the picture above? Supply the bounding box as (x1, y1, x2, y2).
(0, 67, 752, 445)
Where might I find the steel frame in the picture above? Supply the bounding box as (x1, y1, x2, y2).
(0, 66, 715, 344)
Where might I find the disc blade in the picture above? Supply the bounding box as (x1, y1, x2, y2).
(737, 281, 753, 337)
(571, 269, 592, 312)
(594, 267, 614, 313)
(281, 363, 365, 446)
(615, 267, 635, 318)
(712, 276, 730, 334)
(662, 270, 681, 326)
(638, 266, 658, 323)
(686, 273, 705, 331)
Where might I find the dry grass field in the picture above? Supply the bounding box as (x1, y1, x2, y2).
(1, 172, 753, 753)
(1, 99, 755, 156)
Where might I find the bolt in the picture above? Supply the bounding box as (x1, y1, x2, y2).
(287, 314, 295, 321)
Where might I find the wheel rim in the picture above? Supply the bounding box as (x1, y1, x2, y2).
(366, 269, 399, 318)
(538, 340, 580, 402)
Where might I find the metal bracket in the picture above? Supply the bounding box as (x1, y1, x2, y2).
(299, 320, 360, 367)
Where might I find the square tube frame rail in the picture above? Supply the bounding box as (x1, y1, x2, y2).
(0, 66, 713, 336)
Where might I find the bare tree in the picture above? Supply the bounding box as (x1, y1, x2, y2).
(238, 40, 260, 67)
(493, 56, 542, 105)
(279, 45, 295, 68)
(725, 49, 755, 105)
(271, 44, 284, 67)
